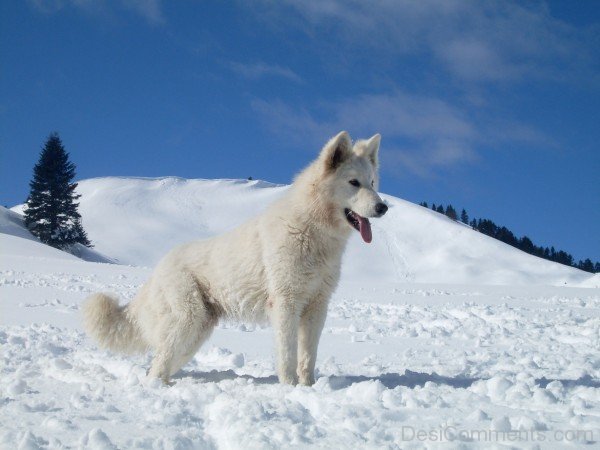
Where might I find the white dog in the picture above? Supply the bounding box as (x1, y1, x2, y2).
(83, 131, 387, 385)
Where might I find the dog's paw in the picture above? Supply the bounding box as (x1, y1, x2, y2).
(298, 375, 315, 386)
(278, 372, 299, 385)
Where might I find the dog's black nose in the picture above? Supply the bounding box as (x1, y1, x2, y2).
(375, 202, 388, 216)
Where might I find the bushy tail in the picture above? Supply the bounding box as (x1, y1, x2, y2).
(82, 293, 147, 354)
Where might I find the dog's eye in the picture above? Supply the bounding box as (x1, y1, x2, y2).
(349, 179, 360, 187)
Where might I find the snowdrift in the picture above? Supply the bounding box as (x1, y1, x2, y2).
(0, 206, 113, 263)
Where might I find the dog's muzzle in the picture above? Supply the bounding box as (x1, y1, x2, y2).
(375, 202, 388, 217)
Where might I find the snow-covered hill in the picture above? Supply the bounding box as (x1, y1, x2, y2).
(0, 206, 114, 264)
(44, 176, 593, 286)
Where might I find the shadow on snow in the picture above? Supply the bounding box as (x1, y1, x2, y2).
(174, 369, 600, 389)
(174, 369, 478, 388)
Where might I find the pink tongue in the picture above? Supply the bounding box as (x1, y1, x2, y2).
(357, 216, 372, 243)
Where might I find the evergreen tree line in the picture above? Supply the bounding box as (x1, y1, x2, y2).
(418, 202, 599, 274)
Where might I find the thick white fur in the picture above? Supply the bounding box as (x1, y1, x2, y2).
(83, 131, 385, 385)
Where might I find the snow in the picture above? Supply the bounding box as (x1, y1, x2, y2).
(36, 176, 589, 286)
(1, 206, 114, 264)
(2, 177, 599, 448)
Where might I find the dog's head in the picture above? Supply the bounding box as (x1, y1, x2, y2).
(318, 131, 387, 243)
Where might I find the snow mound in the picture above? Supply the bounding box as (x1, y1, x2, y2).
(56, 176, 594, 286)
(0, 206, 38, 241)
(0, 206, 114, 264)
(576, 273, 600, 288)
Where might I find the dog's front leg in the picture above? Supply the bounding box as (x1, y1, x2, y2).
(297, 299, 327, 386)
(272, 301, 300, 385)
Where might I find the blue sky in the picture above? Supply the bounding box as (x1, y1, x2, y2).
(1, 0, 599, 261)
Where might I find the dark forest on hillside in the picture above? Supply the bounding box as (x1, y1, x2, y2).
(419, 202, 599, 274)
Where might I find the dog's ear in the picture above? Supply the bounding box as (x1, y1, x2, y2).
(354, 134, 381, 168)
(321, 131, 352, 172)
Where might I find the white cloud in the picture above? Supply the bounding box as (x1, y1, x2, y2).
(434, 39, 522, 82)
(334, 91, 474, 141)
(27, 0, 165, 25)
(251, 89, 558, 177)
(245, 1, 575, 176)
(250, 99, 331, 144)
(251, 90, 480, 176)
(250, 0, 597, 85)
(27, 0, 105, 15)
(229, 62, 303, 83)
(120, 0, 164, 25)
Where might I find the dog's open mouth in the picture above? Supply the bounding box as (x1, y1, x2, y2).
(345, 208, 372, 243)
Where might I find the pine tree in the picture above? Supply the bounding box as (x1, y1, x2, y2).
(24, 133, 92, 249)
(445, 204, 458, 220)
(519, 236, 535, 254)
(496, 227, 517, 247)
(478, 219, 498, 237)
(436, 204, 444, 214)
(460, 208, 468, 224)
(579, 258, 594, 273)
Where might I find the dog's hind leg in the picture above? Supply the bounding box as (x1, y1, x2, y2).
(148, 308, 217, 383)
(168, 322, 215, 377)
(148, 277, 219, 383)
(147, 331, 179, 384)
